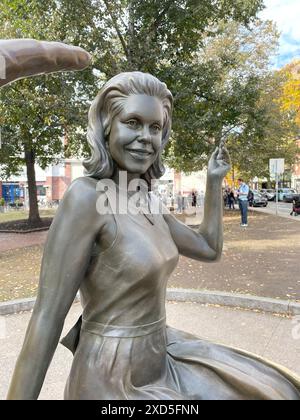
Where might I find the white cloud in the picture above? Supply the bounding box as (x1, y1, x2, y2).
(261, 0, 300, 39)
(260, 0, 300, 66)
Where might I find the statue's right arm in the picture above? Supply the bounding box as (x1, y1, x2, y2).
(0, 39, 91, 87)
(7, 177, 101, 400)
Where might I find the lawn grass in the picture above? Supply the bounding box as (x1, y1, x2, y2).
(0, 245, 43, 302)
(0, 209, 56, 223)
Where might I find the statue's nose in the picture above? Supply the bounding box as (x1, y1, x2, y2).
(138, 127, 152, 144)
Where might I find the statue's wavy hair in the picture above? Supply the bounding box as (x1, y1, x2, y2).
(83, 72, 173, 185)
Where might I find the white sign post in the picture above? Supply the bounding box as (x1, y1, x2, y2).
(0, 55, 6, 80)
(269, 159, 285, 216)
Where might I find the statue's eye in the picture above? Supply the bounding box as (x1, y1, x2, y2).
(152, 124, 162, 132)
(126, 119, 138, 128)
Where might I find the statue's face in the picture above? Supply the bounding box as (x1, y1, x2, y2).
(108, 94, 164, 175)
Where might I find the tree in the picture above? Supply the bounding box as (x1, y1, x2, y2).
(0, 1, 94, 225)
(164, 18, 282, 172)
(0, 0, 266, 225)
(226, 71, 299, 182)
(279, 60, 300, 126)
(0, 74, 88, 224)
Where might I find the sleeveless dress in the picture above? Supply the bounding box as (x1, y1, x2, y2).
(62, 187, 300, 400)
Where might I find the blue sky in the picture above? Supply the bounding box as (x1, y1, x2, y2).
(260, 0, 300, 68)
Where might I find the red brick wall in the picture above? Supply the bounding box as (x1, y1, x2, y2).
(46, 176, 66, 201)
(46, 163, 72, 201)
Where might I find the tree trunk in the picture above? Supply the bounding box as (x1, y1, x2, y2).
(127, 1, 135, 70)
(25, 148, 41, 226)
(232, 164, 235, 185)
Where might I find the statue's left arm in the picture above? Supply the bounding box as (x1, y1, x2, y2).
(0, 39, 91, 87)
(164, 144, 231, 262)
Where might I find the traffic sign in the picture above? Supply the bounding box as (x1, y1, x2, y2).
(270, 159, 285, 175)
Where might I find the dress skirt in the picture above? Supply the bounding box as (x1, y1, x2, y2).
(63, 317, 300, 400)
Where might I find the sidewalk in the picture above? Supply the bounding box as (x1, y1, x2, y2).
(1, 301, 299, 400)
(0, 231, 47, 253)
(252, 205, 300, 222)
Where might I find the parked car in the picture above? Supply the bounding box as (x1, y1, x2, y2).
(249, 192, 268, 207)
(260, 189, 276, 201)
(278, 188, 298, 203)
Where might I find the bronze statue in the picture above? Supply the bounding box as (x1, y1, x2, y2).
(3, 40, 300, 400)
(0, 39, 90, 87)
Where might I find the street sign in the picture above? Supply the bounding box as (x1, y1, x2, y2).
(269, 159, 285, 175)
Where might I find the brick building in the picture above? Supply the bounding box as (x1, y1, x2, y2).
(45, 159, 84, 201)
(0, 159, 85, 204)
(0, 165, 47, 203)
(1, 159, 208, 205)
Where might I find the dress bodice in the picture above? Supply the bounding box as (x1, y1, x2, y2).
(80, 188, 179, 327)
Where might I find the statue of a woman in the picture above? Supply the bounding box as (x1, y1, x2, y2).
(3, 46, 300, 399)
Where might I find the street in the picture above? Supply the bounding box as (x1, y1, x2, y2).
(252, 201, 300, 221)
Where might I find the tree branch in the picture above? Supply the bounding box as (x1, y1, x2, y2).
(103, 0, 129, 59)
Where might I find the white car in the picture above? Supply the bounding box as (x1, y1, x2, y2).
(260, 189, 276, 201)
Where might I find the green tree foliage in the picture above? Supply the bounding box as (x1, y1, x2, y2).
(227, 71, 299, 181)
(0, 74, 88, 223)
(3, 0, 286, 223)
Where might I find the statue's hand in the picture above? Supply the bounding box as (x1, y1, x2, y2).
(0, 39, 91, 87)
(207, 142, 231, 181)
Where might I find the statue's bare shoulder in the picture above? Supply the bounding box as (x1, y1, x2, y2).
(55, 176, 104, 234)
(67, 176, 98, 202)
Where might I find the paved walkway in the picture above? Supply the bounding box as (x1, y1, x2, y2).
(252, 203, 300, 222)
(0, 231, 48, 253)
(1, 302, 299, 400)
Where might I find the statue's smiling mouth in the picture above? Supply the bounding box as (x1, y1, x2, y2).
(125, 148, 154, 159)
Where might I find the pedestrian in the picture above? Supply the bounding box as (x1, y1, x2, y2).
(229, 189, 235, 210)
(223, 189, 228, 208)
(290, 197, 300, 216)
(237, 178, 250, 227)
(248, 190, 254, 207)
(182, 195, 186, 212)
(192, 191, 197, 207)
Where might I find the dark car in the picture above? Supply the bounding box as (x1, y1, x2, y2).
(249, 192, 268, 207)
(281, 189, 299, 203)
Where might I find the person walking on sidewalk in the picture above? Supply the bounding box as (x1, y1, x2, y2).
(228, 189, 235, 210)
(237, 178, 249, 227)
